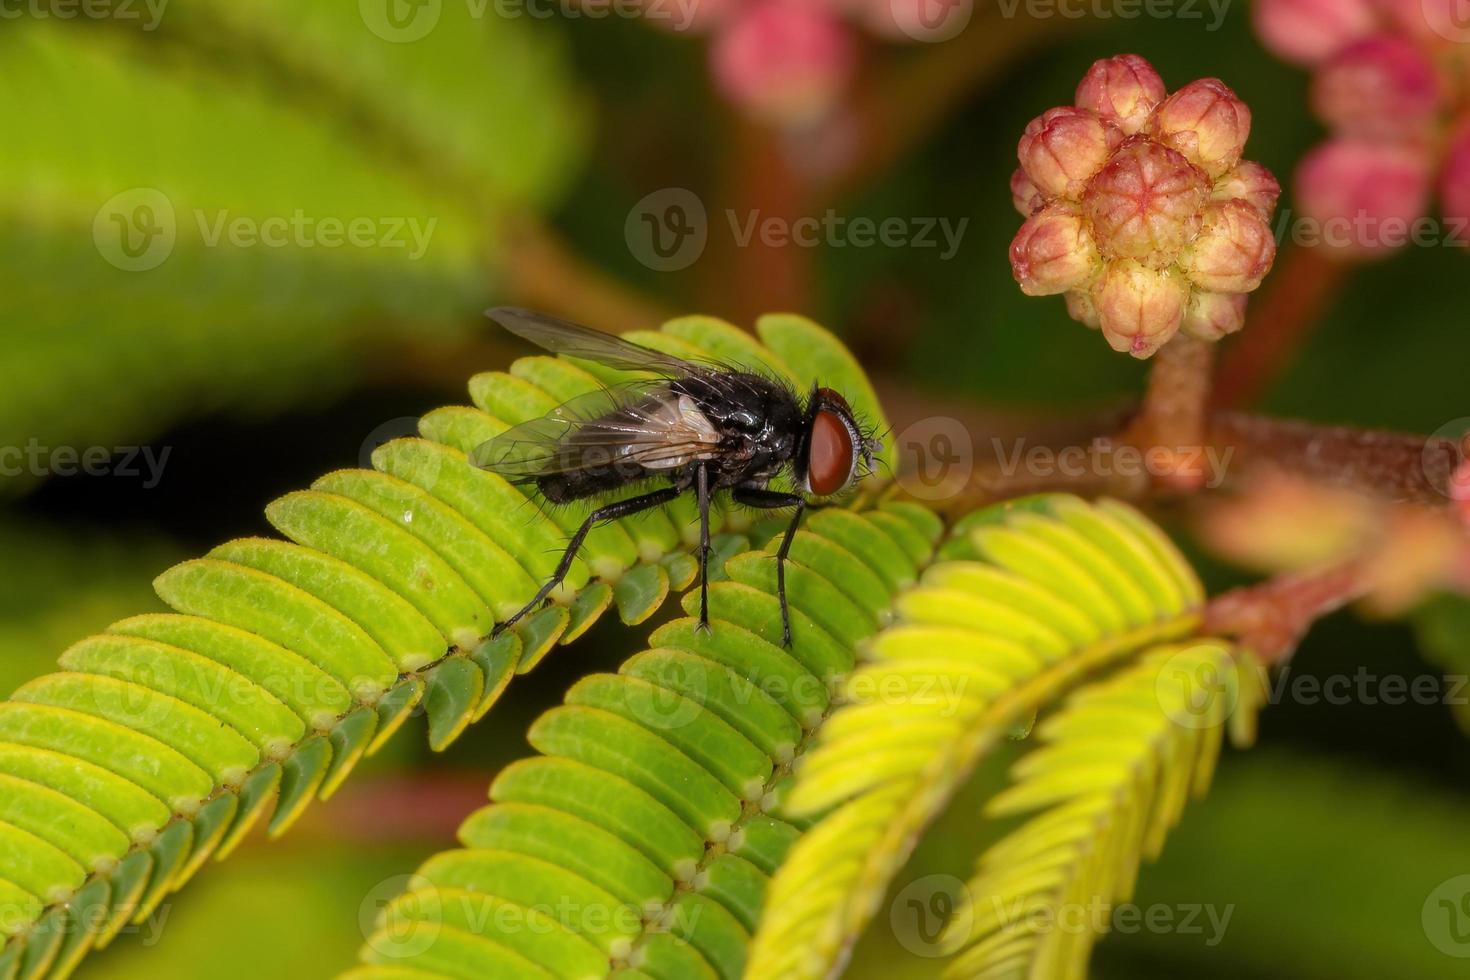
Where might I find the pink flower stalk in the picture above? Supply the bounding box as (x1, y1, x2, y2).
(1008, 54, 1279, 358)
(1254, 0, 1470, 258)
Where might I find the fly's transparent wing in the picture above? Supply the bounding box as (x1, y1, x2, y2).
(471, 380, 723, 480)
(486, 307, 698, 376)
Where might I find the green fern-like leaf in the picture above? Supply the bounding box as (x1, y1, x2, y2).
(939, 641, 1266, 979)
(343, 501, 943, 980)
(334, 495, 1208, 980)
(745, 495, 1207, 979)
(0, 313, 876, 980)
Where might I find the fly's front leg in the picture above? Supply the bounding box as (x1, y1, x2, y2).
(494, 485, 682, 637)
(695, 463, 712, 631)
(732, 485, 807, 648)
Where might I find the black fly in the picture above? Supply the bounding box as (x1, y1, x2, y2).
(472, 307, 883, 647)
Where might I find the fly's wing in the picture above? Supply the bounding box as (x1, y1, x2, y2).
(487, 307, 698, 376)
(471, 380, 723, 480)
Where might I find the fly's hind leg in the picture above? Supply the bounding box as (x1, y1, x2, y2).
(494, 484, 683, 637)
(731, 485, 806, 648)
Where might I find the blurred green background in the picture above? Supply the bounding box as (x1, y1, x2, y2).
(3, 5, 1468, 979)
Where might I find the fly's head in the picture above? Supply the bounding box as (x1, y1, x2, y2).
(798, 386, 884, 498)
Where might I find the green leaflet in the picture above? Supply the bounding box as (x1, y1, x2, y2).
(746, 494, 1207, 980)
(341, 496, 1205, 980)
(940, 642, 1266, 979)
(0, 314, 879, 979)
(349, 503, 940, 980)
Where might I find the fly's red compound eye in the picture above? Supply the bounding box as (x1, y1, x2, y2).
(808, 408, 856, 496)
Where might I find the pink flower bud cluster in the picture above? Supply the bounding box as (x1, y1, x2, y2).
(678, 0, 974, 126)
(1254, 0, 1470, 257)
(1009, 55, 1280, 358)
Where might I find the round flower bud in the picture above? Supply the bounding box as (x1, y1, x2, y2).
(1311, 36, 1442, 141)
(1440, 123, 1470, 231)
(1082, 138, 1208, 268)
(1149, 78, 1252, 179)
(711, 0, 856, 126)
(1018, 107, 1120, 200)
(1250, 0, 1377, 66)
(1009, 203, 1100, 296)
(1074, 54, 1167, 135)
(1214, 160, 1282, 219)
(1182, 289, 1247, 342)
(1183, 200, 1277, 293)
(1011, 168, 1043, 216)
(1296, 138, 1432, 255)
(1065, 289, 1101, 328)
(1092, 260, 1189, 358)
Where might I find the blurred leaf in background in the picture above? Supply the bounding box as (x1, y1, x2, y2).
(0, 12, 588, 495)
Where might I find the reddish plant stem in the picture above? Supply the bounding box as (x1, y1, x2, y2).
(1121, 334, 1216, 491)
(1208, 412, 1463, 506)
(1213, 246, 1351, 409)
(1203, 561, 1372, 664)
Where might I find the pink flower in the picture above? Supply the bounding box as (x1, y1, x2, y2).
(1006, 54, 1278, 358)
(1074, 54, 1166, 135)
(1010, 204, 1099, 296)
(1252, 0, 1377, 66)
(1084, 139, 1208, 267)
(710, 0, 857, 126)
(1093, 260, 1189, 357)
(1017, 107, 1121, 200)
(1214, 161, 1283, 218)
(1183, 200, 1277, 293)
(1149, 78, 1252, 179)
(1296, 139, 1433, 255)
(1311, 36, 1442, 140)
(1253, 0, 1469, 260)
(1183, 290, 1248, 342)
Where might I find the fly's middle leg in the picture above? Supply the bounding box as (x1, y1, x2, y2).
(695, 462, 711, 630)
(493, 484, 682, 638)
(731, 485, 807, 648)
